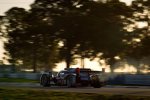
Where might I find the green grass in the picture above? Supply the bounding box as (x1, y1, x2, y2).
(0, 78, 38, 83)
(0, 87, 149, 100)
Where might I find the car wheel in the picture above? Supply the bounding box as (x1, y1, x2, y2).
(66, 75, 76, 88)
(92, 81, 102, 88)
(40, 74, 50, 87)
(91, 75, 102, 88)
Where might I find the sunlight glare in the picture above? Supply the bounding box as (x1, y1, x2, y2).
(120, 0, 134, 6)
(136, 22, 148, 28)
(114, 64, 137, 73)
(53, 58, 111, 72)
(0, 41, 4, 60)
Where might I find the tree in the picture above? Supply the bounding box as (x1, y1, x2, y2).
(28, 0, 131, 70)
(2, 7, 29, 66)
(122, 0, 150, 73)
(1, 0, 134, 72)
(2, 7, 59, 72)
(75, 0, 133, 72)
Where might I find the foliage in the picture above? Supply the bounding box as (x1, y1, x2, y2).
(2, 7, 60, 72)
(123, 0, 150, 72)
(0, 0, 135, 72)
(36, 0, 133, 70)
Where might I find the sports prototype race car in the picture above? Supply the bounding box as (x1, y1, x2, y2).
(40, 68, 105, 88)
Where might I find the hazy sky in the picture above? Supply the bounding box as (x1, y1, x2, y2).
(0, 0, 34, 15)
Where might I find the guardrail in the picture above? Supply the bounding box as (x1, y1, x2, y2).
(0, 73, 41, 80)
(0, 73, 150, 85)
(107, 74, 150, 85)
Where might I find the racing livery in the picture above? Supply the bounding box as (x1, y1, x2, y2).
(40, 68, 105, 88)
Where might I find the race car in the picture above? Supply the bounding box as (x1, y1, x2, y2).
(40, 68, 105, 88)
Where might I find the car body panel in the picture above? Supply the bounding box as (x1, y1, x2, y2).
(40, 68, 105, 88)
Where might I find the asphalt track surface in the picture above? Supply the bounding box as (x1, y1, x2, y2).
(0, 82, 150, 96)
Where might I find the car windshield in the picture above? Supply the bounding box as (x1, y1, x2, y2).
(57, 70, 68, 76)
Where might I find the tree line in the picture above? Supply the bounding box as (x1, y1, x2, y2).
(0, 0, 150, 73)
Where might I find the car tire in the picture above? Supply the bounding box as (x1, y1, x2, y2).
(92, 81, 102, 88)
(91, 75, 102, 88)
(40, 74, 51, 87)
(66, 75, 76, 88)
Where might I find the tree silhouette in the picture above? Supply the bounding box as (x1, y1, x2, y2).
(1, 0, 134, 72)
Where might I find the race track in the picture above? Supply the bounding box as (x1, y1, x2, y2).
(0, 82, 150, 96)
(35, 86, 150, 96)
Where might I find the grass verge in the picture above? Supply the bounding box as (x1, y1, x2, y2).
(0, 87, 149, 100)
(0, 78, 38, 83)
